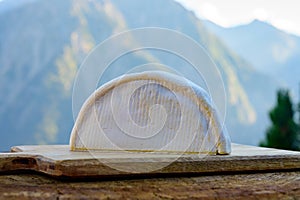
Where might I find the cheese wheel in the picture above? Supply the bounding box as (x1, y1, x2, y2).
(70, 71, 231, 154)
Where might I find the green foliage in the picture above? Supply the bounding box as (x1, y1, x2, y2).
(260, 89, 300, 150)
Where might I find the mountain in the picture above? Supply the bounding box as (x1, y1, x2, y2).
(0, 0, 37, 14)
(0, 0, 279, 150)
(204, 19, 300, 97)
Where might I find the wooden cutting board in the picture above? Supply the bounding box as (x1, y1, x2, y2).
(0, 143, 300, 178)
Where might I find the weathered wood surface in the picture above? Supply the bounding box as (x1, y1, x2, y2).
(0, 172, 299, 199)
(0, 143, 300, 178)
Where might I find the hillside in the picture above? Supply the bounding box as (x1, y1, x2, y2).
(0, 0, 279, 150)
(204, 19, 300, 97)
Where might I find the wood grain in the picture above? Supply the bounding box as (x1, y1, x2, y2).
(0, 172, 300, 199)
(0, 143, 300, 178)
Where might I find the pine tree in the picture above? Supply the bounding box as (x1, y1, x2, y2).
(260, 89, 300, 151)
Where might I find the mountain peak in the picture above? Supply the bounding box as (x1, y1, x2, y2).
(222, 19, 277, 34)
(248, 19, 272, 28)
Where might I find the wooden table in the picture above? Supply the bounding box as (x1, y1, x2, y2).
(0, 171, 299, 199)
(0, 144, 300, 199)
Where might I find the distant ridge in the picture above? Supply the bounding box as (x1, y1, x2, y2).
(204, 19, 300, 97)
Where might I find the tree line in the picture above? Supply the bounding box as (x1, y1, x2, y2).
(260, 89, 300, 151)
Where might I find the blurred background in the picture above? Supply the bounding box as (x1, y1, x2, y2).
(0, 0, 299, 151)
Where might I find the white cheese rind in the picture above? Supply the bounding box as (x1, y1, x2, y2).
(70, 71, 231, 154)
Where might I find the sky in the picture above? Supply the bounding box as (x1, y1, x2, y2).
(0, 0, 299, 36)
(176, 0, 300, 36)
